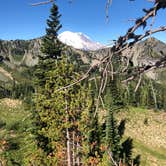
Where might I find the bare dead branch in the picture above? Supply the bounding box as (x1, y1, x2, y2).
(134, 74, 142, 92)
(52, 1, 166, 101)
(138, 26, 166, 41)
(94, 70, 106, 117)
(122, 55, 166, 83)
(106, 0, 112, 21)
(107, 149, 118, 166)
(31, 0, 54, 6)
(55, 64, 97, 92)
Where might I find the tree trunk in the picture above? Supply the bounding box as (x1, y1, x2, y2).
(150, 79, 158, 109)
(76, 135, 81, 166)
(66, 128, 72, 166)
(65, 89, 72, 166)
(72, 131, 75, 166)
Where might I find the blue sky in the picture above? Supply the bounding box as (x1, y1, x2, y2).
(0, 0, 165, 44)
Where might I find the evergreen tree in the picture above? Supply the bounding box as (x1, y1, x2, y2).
(41, 3, 63, 59)
(79, 89, 101, 165)
(106, 107, 121, 163)
(86, 107, 101, 165)
(33, 3, 99, 165)
(101, 75, 140, 165)
(32, 3, 64, 164)
(35, 2, 63, 90)
(34, 56, 96, 165)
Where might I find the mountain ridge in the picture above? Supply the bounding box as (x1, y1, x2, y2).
(0, 35, 166, 85)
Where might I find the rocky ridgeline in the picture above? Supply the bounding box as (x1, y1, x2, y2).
(0, 39, 41, 68)
(0, 37, 165, 83)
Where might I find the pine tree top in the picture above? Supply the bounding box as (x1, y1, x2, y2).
(41, 3, 63, 59)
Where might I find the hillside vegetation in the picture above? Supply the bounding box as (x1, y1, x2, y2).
(117, 107, 166, 166)
(0, 99, 165, 166)
(0, 98, 36, 166)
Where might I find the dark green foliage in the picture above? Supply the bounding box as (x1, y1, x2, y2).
(34, 3, 64, 99)
(0, 120, 6, 128)
(41, 3, 63, 59)
(7, 122, 20, 131)
(6, 138, 20, 151)
(133, 155, 141, 166)
(127, 82, 137, 106)
(120, 138, 141, 166)
(87, 109, 101, 159)
(104, 73, 125, 110)
(0, 86, 11, 98)
(0, 55, 4, 62)
(118, 119, 126, 138)
(101, 107, 141, 165)
(11, 48, 25, 56)
(34, 4, 64, 96)
(106, 107, 122, 162)
(120, 137, 133, 165)
(110, 77, 124, 106)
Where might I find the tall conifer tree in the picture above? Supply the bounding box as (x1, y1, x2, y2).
(41, 3, 63, 59)
(106, 107, 121, 163)
(35, 3, 63, 89)
(34, 3, 97, 165)
(33, 2, 64, 164)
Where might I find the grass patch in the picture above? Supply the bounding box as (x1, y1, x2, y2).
(117, 107, 166, 166)
(133, 140, 166, 166)
(0, 98, 36, 165)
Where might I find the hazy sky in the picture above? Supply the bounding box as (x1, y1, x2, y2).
(0, 0, 165, 44)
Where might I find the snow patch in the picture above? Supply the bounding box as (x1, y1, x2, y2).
(58, 31, 104, 51)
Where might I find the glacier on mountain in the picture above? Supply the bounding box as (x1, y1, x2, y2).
(58, 31, 104, 51)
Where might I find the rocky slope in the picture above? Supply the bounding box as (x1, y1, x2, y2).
(129, 37, 166, 66)
(129, 38, 166, 82)
(0, 39, 40, 68)
(0, 36, 165, 84)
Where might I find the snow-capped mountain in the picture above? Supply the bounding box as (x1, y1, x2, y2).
(58, 31, 104, 51)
